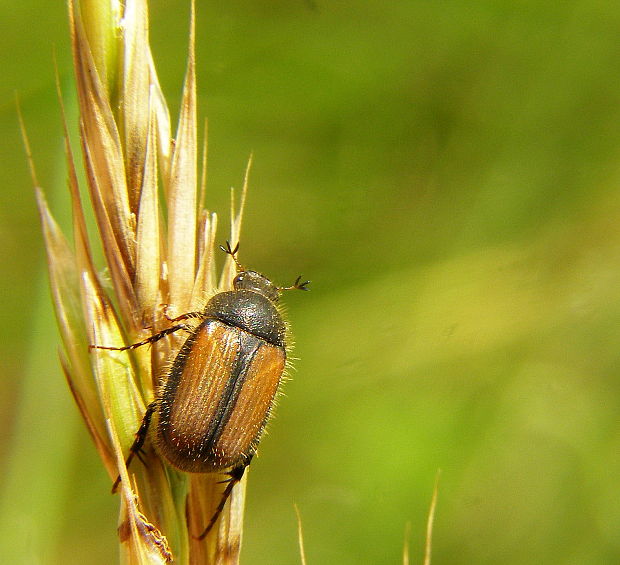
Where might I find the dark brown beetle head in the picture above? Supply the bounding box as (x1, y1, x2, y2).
(221, 241, 310, 302)
(233, 270, 280, 303)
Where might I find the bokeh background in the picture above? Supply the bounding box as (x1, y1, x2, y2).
(2, 1, 620, 564)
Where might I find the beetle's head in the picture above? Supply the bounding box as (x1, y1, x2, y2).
(233, 270, 280, 302)
(221, 241, 309, 301)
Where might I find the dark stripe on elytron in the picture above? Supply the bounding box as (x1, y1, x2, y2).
(198, 329, 261, 458)
(158, 318, 261, 460)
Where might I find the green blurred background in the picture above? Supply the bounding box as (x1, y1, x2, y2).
(2, 1, 620, 563)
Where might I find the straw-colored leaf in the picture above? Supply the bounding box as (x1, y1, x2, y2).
(108, 416, 172, 565)
(70, 0, 137, 295)
(187, 473, 247, 565)
(147, 50, 172, 180)
(191, 211, 218, 305)
(77, 0, 121, 97)
(61, 354, 116, 475)
(167, 2, 197, 312)
(120, 0, 151, 210)
(36, 190, 106, 435)
(135, 90, 162, 324)
(80, 128, 139, 323)
(218, 161, 250, 292)
(82, 269, 145, 451)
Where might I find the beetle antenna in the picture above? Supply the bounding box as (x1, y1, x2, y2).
(277, 275, 311, 292)
(219, 240, 244, 272)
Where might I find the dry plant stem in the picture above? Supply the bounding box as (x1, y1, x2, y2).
(423, 470, 441, 565)
(402, 521, 411, 565)
(35, 0, 252, 562)
(294, 504, 307, 565)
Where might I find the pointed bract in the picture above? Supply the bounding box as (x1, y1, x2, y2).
(167, 2, 198, 313)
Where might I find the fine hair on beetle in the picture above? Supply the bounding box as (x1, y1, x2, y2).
(91, 241, 309, 539)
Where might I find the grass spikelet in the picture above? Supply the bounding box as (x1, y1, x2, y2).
(35, 1, 250, 562)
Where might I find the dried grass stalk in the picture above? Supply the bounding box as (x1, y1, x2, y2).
(37, 1, 249, 562)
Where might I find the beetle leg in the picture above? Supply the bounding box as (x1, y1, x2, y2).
(111, 402, 157, 493)
(161, 303, 204, 323)
(194, 461, 251, 540)
(90, 323, 191, 352)
(134, 447, 148, 466)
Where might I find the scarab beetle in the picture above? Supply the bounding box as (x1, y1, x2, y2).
(93, 242, 309, 538)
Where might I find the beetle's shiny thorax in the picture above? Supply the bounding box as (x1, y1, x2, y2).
(203, 289, 286, 347)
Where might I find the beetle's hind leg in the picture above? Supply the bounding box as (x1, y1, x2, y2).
(195, 460, 252, 540)
(111, 401, 157, 493)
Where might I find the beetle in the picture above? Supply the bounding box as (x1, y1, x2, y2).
(92, 242, 309, 539)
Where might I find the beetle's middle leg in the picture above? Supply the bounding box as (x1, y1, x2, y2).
(111, 401, 157, 493)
